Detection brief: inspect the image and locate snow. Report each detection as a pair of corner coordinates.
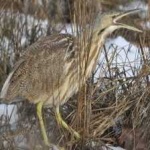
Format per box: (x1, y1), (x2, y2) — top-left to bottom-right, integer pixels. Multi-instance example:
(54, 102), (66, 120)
(61, 23), (80, 36)
(0, 104), (18, 125)
(103, 145), (125, 150)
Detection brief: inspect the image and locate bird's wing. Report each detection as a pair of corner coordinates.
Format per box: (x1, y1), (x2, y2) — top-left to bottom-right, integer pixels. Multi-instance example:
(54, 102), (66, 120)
(0, 34), (75, 103)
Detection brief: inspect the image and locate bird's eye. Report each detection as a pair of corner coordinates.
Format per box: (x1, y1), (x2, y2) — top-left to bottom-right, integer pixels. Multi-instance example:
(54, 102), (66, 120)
(112, 15), (116, 19)
(98, 28), (105, 35)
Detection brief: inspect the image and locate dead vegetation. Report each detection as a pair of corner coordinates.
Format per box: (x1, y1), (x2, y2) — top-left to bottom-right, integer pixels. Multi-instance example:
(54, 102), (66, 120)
(0, 0), (150, 150)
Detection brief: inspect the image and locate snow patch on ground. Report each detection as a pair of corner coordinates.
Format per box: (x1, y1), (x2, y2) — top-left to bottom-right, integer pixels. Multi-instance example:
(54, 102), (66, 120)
(103, 145), (125, 150)
(0, 104), (18, 125)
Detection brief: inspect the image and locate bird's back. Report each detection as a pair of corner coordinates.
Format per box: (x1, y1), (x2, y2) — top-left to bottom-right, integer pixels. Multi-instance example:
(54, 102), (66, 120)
(0, 33), (77, 106)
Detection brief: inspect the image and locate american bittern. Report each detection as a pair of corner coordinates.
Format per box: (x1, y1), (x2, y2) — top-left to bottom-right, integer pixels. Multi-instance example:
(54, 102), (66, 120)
(0, 9), (142, 147)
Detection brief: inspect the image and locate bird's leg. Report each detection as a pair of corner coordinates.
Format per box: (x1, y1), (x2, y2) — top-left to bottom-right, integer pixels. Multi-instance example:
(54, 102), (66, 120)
(37, 102), (65, 150)
(55, 106), (80, 139)
(37, 101), (50, 146)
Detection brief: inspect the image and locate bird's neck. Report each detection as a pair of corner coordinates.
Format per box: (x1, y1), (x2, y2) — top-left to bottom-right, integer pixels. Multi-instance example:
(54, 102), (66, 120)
(80, 29), (109, 80)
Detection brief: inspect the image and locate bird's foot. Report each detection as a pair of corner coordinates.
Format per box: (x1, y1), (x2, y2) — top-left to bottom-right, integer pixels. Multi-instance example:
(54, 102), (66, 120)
(55, 106), (81, 141)
(70, 128), (81, 140)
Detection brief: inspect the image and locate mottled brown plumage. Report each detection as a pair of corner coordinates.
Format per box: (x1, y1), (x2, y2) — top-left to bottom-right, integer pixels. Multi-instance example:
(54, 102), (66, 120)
(1, 34), (79, 106)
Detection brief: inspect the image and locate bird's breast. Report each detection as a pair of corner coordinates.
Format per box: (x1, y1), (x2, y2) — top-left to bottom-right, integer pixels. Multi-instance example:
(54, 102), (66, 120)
(44, 62), (79, 107)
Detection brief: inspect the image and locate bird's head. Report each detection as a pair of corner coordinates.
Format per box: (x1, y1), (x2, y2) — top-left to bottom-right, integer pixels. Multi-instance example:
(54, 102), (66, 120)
(94, 9), (142, 36)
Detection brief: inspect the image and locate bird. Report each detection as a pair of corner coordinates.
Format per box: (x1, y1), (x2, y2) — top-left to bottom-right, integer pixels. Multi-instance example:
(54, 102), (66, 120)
(0, 9), (142, 147)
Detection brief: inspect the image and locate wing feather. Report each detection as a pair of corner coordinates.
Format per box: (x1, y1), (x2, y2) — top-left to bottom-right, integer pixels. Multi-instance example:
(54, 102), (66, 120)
(0, 33), (75, 104)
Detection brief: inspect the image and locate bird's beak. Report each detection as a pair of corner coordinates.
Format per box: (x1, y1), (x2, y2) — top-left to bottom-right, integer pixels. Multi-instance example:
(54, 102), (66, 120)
(113, 9), (142, 32)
